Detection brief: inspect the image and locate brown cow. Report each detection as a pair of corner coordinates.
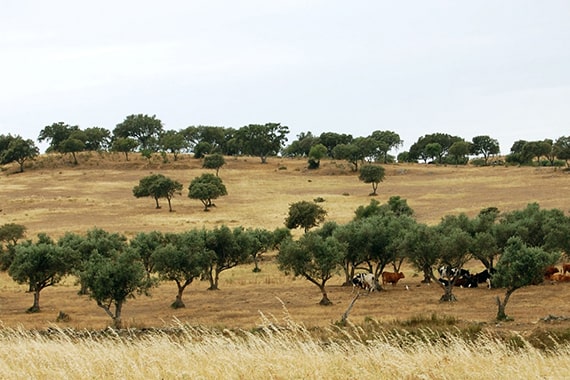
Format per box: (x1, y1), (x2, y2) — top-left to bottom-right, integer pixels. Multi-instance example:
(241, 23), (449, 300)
(551, 273), (570, 282)
(544, 266), (560, 280)
(381, 271), (405, 285)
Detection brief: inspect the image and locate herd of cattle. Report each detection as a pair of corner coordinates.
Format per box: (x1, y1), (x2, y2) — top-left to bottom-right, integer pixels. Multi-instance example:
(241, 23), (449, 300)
(351, 263), (570, 292)
(545, 264), (570, 282)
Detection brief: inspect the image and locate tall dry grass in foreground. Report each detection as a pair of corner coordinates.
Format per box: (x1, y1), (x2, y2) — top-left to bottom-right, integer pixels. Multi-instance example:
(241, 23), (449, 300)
(1, 315), (570, 380)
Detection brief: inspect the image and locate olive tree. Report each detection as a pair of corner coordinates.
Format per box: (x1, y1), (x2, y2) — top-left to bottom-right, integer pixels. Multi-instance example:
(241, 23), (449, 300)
(277, 231), (345, 305)
(133, 174), (183, 212)
(152, 230), (213, 308)
(285, 200), (327, 233)
(493, 237), (559, 321)
(203, 225), (251, 290)
(79, 249), (153, 328)
(203, 153), (226, 176)
(8, 233), (76, 312)
(358, 164), (385, 196)
(111, 137), (138, 161)
(188, 173), (228, 211)
(0, 135), (39, 172)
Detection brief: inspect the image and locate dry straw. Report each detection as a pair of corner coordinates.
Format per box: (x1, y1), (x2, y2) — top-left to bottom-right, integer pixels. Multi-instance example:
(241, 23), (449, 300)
(1, 316), (570, 380)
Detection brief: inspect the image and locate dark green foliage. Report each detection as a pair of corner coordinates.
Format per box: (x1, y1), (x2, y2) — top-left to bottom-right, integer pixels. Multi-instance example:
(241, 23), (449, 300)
(113, 114), (164, 151)
(8, 234), (77, 312)
(234, 123), (289, 163)
(188, 173), (228, 211)
(307, 143), (327, 169)
(0, 135), (39, 172)
(203, 154), (226, 176)
(80, 249), (152, 328)
(358, 165), (386, 195)
(159, 130), (187, 161)
(470, 135), (500, 165)
(111, 137), (138, 161)
(277, 231), (346, 305)
(285, 201), (327, 233)
(128, 231), (166, 278)
(38, 122), (80, 153)
(493, 237), (560, 321)
(152, 230), (212, 308)
(133, 174), (183, 211)
(203, 225), (251, 290)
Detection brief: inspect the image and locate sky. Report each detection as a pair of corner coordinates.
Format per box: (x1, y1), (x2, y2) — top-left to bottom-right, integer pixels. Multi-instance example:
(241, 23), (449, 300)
(1, 0), (569, 155)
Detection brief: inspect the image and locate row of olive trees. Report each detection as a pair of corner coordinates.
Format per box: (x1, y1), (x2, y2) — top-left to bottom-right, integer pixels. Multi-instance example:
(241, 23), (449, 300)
(278, 199), (569, 320)
(0, 224), (287, 328)
(1, 200), (568, 325)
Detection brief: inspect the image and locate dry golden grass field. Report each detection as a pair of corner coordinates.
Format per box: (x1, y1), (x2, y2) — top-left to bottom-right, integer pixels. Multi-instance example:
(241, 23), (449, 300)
(0, 152), (569, 333)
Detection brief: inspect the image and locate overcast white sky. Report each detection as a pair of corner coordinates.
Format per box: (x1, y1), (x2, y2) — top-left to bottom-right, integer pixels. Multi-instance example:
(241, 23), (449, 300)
(1, 0), (569, 154)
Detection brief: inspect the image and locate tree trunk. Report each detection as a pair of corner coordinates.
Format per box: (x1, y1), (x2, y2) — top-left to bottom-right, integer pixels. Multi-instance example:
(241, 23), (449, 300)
(28, 287), (41, 313)
(252, 255), (261, 272)
(113, 301), (123, 329)
(154, 197), (161, 209)
(167, 197), (173, 212)
(171, 291), (185, 309)
(371, 183), (378, 196)
(440, 283), (457, 302)
(208, 269), (220, 290)
(318, 284), (332, 306)
(496, 288), (515, 321)
(171, 281), (190, 308)
(340, 293), (360, 325)
(421, 266), (432, 283)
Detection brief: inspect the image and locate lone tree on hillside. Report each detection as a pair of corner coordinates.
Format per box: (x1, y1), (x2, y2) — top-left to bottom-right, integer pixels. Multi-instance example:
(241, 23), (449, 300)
(359, 164), (385, 196)
(493, 237), (559, 321)
(307, 143), (328, 169)
(0, 135), (39, 173)
(277, 232), (346, 305)
(203, 153), (226, 176)
(133, 174), (183, 212)
(188, 173), (228, 211)
(285, 201), (327, 233)
(80, 249), (153, 328)
(8, 234), (76, 312)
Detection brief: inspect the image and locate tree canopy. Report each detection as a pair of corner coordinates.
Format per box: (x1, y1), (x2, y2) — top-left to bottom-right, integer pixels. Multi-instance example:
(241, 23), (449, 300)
(133, 174), (183, 212)
(188, 173), (228, 211)
(285, 201), (327, 233)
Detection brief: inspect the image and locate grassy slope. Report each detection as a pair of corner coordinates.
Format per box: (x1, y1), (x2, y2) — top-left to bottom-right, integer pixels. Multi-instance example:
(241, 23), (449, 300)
(1, 152), (570, 334)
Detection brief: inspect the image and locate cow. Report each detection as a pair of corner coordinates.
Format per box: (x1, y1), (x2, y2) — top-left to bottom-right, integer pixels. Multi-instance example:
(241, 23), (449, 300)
(551, 273), (570, 282)
(473, 268), (495, 289)
(454, 273), (478, 288)
(438, 265), (469, 279)
(352, 273), (377, 292)
(544, 266), (560, 280)
(563, 264), (570, 275)
(381, 271), (405, 286)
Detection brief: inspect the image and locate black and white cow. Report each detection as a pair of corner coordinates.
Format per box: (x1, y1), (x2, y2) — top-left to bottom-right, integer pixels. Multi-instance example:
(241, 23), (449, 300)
(437, 266), (474, 287)
(473, 268), (496, 289)
(351, 273), (377, 292)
